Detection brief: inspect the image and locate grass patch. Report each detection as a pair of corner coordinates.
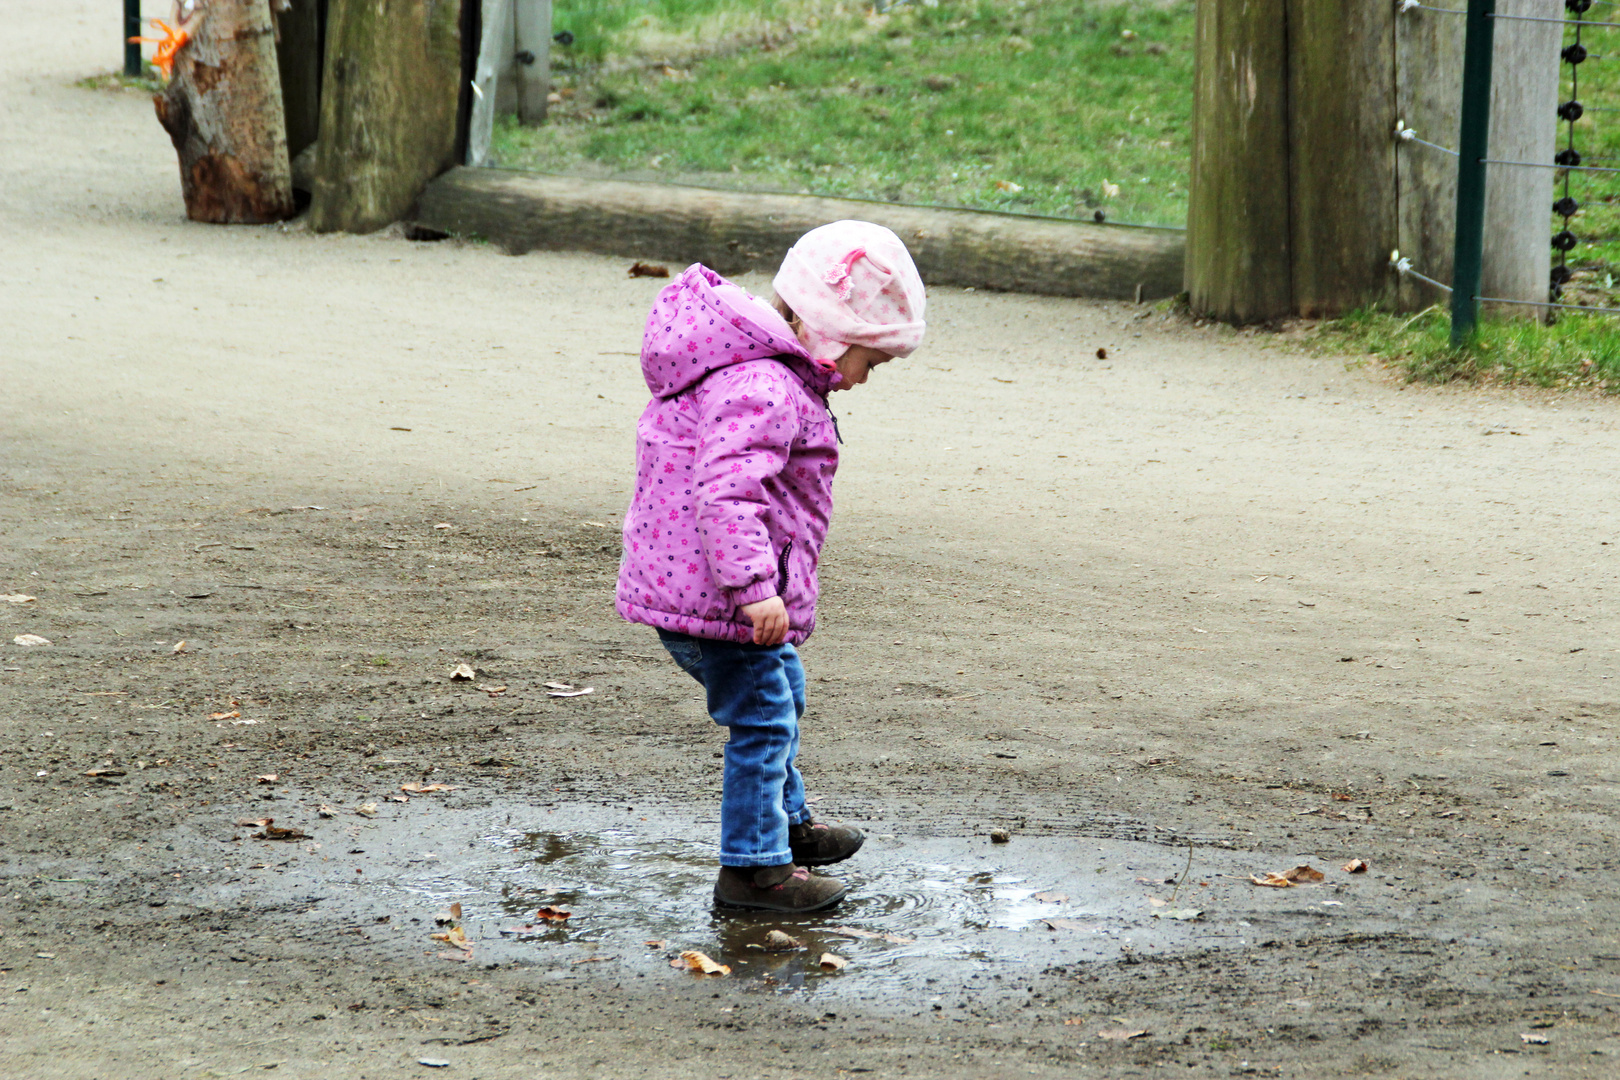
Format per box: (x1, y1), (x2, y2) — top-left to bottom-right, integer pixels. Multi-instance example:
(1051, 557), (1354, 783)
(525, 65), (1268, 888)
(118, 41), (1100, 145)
(494, 0), (1195, 226)
(76, 69), (165, 95)
(1321, 306), (1620, 390)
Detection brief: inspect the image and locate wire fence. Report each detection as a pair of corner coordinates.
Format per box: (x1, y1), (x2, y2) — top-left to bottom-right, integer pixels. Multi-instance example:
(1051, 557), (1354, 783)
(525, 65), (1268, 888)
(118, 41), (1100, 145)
(1392, 0), (1620, 343)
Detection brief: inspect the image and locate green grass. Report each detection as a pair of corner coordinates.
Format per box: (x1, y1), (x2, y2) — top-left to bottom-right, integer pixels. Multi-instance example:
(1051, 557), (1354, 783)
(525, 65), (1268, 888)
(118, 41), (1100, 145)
(75, 69), (165, 94)
(493, 0), (1195, 226)
(1321, 306), (1620, 390)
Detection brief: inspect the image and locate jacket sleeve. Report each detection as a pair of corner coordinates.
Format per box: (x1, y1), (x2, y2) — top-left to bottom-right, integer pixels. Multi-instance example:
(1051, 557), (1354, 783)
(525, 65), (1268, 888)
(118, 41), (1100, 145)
(692, 365), (800, 607)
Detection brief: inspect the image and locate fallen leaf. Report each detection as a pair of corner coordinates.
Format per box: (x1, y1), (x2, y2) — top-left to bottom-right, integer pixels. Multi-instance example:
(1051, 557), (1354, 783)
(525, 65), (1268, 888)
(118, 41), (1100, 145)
(762, 930), (803, 951)
(386, 793), (410, 803)
(628, 261), (670, 278)
(481, 685), (507, 696)
(450, 663), (476, 681)
(1285, 865), (1326, 883)
(547, 687), (595, 698)
(256, 773), (278, 784)
(252, 820), (311, 841)
(1102, 179), (1121, 199)
(1040, 918), (1095, 931)
(1251, 864), (1325, 888)
(994, 179), (1024, 193)
(821, 926), (915, 945)
(1152, 908), (1204, 921)
(1250, 873), (1293, 888)
(84, 768), (126, 778)
(1033, 891), (1068, 903)
(2, 594), (36, 603)
(534, 906), (571, 922)
(13, 634), (51, 647)
(672, 950), (729, 975)
(401, 783), (457, 794)
(1520, 1033), (1550, 1045)
(236, 817), (273, 828)
(209, 710), (241, 721)
(818, 952), (848, 972)
(434, 523), (452, 530)
(1098, 1028), (1148, 1041)
(355, 803), (378, 817)
(317, 805), (335, 818)
(430, 926), (471, 951)
(1063, 1017), (1087, 1026)
(1343, 858), (1369, 873)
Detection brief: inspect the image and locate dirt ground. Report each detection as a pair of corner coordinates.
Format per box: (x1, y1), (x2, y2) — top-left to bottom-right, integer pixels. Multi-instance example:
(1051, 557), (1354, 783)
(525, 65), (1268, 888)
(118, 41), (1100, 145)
(4, 5), (1619, 1078)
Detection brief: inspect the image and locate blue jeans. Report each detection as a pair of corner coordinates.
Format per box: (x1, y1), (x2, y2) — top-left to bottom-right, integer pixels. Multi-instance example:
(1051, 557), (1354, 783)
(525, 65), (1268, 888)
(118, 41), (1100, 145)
(657, 630), (812, 867)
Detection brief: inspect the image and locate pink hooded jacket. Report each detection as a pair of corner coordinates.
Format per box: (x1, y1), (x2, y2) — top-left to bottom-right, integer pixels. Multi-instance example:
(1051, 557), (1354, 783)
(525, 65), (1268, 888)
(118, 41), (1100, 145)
(616, 265), (839, 645)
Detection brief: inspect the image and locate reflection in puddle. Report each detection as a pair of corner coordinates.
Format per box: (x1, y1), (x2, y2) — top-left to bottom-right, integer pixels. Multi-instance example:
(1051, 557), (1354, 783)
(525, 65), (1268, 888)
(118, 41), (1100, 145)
(360, 817), (1222, 1000)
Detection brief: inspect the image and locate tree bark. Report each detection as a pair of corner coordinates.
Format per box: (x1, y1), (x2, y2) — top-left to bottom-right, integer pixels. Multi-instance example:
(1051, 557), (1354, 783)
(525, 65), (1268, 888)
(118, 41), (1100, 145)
(1185, 0), (1292, 324)
(414, 169), (1185, 300)
(153, 0), (296, 224)
(309, 0), (461, 234)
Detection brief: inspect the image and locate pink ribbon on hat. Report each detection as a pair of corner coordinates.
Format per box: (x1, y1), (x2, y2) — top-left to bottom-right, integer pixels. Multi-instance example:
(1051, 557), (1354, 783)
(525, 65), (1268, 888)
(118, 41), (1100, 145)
(823, 248), (867, 301)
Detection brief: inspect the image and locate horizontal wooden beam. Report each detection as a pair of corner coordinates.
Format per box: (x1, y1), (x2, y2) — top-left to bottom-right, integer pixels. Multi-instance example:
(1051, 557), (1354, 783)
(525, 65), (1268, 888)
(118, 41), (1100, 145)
(414, 168), (1185, 300)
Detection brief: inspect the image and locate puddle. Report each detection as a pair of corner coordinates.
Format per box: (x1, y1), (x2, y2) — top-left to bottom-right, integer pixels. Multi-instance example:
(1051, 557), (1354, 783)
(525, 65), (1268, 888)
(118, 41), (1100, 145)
(212, 802), (1381, 1006)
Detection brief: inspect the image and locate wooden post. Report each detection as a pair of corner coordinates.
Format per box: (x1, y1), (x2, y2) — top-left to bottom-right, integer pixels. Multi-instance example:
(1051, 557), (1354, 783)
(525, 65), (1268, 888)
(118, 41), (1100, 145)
(513, 0), (551, 124)
(153, 0), (297, 224)
(1185, 0), (1292, 324)
(309, 0), (462, 234)
(467, 0), (513, 167)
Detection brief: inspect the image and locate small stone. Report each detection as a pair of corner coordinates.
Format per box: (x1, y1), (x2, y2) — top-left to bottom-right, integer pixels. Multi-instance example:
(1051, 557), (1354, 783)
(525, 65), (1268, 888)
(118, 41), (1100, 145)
(990, 829), (1012, 844)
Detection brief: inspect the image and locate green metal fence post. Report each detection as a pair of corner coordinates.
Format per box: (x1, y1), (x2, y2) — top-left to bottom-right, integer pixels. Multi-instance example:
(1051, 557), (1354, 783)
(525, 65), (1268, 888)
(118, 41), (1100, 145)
(1450, 0), (1497, 347)
(124, 0), (142, 77)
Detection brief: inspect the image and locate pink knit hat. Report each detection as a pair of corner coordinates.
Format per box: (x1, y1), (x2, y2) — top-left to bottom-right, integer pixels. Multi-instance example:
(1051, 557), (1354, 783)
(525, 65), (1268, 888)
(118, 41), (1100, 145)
(772, 220), (927, 366)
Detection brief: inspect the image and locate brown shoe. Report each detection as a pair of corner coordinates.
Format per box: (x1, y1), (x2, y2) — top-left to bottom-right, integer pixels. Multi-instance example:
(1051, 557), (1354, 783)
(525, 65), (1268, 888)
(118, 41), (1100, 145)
(714, 863), (847, 913)
(788, 820), (865, 866)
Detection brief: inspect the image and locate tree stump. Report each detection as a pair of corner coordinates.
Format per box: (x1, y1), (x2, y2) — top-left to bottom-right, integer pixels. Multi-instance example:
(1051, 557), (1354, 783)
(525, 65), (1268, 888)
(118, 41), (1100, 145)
(153, 0), (296, 223)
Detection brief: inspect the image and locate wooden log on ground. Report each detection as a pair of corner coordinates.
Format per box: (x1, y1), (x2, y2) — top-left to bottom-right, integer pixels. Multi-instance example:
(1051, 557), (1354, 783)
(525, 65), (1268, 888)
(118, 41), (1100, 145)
(413, 169), (1185, 300)
(153, 0), (296, 224)
(309, 0), (461, 234)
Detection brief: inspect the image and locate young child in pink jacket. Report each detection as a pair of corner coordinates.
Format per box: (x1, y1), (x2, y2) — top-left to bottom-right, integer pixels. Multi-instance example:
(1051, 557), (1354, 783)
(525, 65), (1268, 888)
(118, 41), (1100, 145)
(617, 221), (926, 912)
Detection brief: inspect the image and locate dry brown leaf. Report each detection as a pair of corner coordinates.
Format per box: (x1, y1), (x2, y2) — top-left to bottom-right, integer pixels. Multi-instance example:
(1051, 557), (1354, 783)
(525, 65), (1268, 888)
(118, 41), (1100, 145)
(401, 783), (456, 794)
(1250, 872), (1294, 888)
(628, 261), (670, 278)
(209, 710), (240, 721)
(450, 901), (462, 922)
(253, 820), (311, 841)
(355, 803), (379, 817)
(431, 926), (471, 951)
(762, 930), (803, 952)
(450, 663), (476, 681)
(994, 179), (1024, 193)
(171, 640), (188, 654)
(1098, 1028), (1148, 1041)
(1343, 858), (1369, 874)
(1285, 864), (1326, 883)
(481, 685), (507, 696)
(1033, 891), (1068, 903)
(534, 905), (571, 922)
(818, 952), (848, 972)
(12, 634), (51, 646)
(2, 594), (36, 603)
(822, 925), (915, 945)
(671, 950), (729, 975)
(256, 773), (278, 784)
(386, 793), (409, 803)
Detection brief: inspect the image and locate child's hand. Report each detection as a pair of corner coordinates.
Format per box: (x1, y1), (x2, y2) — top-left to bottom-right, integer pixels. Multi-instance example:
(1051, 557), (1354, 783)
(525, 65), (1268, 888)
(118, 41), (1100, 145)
(740, 596), (789, 646)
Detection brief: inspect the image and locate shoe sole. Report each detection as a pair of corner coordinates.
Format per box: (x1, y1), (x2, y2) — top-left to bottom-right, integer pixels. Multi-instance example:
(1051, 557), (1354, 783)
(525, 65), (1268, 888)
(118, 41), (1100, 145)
(712, 883), (849, 913)
(791, 834), (865, 867)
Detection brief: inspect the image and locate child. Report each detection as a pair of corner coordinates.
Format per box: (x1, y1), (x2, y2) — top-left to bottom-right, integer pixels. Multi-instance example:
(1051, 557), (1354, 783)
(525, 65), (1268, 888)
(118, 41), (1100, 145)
(616, 221), (927, 913)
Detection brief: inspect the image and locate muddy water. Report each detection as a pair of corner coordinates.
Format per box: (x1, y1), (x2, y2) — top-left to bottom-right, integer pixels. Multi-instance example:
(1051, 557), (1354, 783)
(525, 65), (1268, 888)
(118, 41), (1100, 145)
(208, 801), (1398, 1008)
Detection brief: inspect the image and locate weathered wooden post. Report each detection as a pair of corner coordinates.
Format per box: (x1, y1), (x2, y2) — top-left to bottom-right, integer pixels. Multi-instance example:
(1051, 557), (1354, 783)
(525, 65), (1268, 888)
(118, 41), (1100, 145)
(151, 0), (297, 224)
(309, 0), (462, 233)
(1188, 0), (1560, 323)
(513, 0), (552, 125)
(274, 0), (324, 162)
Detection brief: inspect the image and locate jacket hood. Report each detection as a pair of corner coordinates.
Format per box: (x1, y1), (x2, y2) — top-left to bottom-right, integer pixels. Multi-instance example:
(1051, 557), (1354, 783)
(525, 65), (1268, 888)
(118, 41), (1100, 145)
(640, 264), (835, 398)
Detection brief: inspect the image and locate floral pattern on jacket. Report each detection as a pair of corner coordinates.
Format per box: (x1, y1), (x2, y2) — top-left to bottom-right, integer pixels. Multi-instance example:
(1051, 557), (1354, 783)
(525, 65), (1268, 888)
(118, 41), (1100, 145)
(616, 264), (839, 645)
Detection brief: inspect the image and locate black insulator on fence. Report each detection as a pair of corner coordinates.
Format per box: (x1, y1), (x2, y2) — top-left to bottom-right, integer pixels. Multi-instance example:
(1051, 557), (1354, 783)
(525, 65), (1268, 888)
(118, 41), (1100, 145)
(1556, 147), (1584, 167)
(1554, 196), (1580, 217)
(1553, 230), (1579, 252)
(1551, 264), (1574, 287)
(1564, 43), (1589, 66)
(1559, 100), (1585, 122)
(1567, 0), (1592, 13)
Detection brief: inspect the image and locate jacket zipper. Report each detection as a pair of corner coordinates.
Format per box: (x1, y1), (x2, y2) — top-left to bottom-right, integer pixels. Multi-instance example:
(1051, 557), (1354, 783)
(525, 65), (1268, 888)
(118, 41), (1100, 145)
(776, 539), (793, 593)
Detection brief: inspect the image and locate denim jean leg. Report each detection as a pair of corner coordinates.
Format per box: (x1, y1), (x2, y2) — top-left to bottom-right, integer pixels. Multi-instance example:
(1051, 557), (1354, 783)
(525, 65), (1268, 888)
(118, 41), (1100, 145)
(780, 645), (811, 827)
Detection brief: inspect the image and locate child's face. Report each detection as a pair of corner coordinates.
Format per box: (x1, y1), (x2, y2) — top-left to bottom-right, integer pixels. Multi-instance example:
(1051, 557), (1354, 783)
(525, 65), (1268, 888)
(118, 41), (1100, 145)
(830, 344), (892, 391)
